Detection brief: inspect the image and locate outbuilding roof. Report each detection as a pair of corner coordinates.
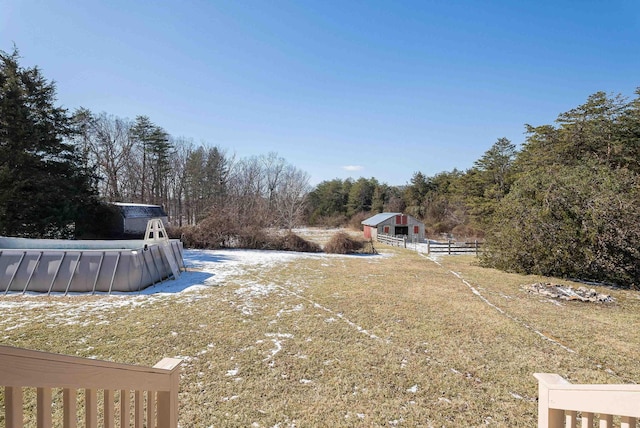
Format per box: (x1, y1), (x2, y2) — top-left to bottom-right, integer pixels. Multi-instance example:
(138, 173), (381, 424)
(361, 212), (402, 226)
(112, 202), (167, 219)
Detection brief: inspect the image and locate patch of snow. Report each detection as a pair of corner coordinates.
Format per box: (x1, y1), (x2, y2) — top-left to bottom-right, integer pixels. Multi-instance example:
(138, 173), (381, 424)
(221, 395), (239, 402)
(276, 304), (304, 317)
(263, 333), (292, 361)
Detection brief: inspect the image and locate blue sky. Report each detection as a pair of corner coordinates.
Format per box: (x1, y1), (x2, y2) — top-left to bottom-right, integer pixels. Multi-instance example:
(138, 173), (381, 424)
(2, 1), (639, 185)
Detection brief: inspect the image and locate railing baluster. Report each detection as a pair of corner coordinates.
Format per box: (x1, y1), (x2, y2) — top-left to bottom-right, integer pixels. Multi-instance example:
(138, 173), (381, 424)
(135, 389), (144, 428)
(85, 388), (97, 428)
(599, 414), (613, 427)
(147, 390), (156, 428)
(566, 411), (577, 428)
(581, 412), (594, 427)
(621, 416), (637, 428)
(37, 387), (52, 428)
(104, 390), (114, 428)
(5, 386), (24, 428)
(63, 388), (77, 428)
(121, 390), (131, 427)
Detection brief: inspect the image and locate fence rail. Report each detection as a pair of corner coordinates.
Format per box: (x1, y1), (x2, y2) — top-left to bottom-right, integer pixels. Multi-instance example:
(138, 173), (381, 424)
(535, 373), (639, 428)
(1, 345), (182, 428)
(427, 240), (482, 255)
(376, 234), (407, 247)
(376, 234), (482, 255)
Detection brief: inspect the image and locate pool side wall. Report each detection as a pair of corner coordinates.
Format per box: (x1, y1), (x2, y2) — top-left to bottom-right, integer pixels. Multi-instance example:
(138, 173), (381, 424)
(0, 238), (184, 293)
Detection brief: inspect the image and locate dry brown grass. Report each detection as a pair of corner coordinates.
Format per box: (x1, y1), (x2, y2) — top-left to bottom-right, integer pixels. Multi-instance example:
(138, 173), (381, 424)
(1, 242), (639, 426)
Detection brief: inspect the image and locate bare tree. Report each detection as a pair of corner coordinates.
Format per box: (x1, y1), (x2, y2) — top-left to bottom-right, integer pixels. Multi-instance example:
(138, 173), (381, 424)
(73, 108), (314, 235)
(261, 152), (287, 213)
(227, 155), (267, 228)
(75, 111), (135, 201)
(166, 137), (193, 226)
(274, 165), (311, 230)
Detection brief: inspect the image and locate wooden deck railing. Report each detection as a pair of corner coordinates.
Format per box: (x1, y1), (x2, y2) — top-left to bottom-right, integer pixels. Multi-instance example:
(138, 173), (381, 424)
(535, 373), (640, 428)
(1, 345), (182, 428)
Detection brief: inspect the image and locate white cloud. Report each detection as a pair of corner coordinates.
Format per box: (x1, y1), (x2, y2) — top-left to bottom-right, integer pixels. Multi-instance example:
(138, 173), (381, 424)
(342, 165), (364, 172)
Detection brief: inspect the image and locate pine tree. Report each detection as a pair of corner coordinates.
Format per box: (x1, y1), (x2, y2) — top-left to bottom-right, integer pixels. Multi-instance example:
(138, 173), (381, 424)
(0, 48), (99, 238)
(130, 115), (173, 205)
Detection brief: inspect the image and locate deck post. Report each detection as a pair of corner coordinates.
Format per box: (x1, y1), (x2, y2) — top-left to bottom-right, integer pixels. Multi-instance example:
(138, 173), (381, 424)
(534, 373), (566, 428)
(154, 358), (182, 428)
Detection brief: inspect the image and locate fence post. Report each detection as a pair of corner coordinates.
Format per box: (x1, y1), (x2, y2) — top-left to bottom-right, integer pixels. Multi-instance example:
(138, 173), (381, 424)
(448, 240), (452, 255)
(534, 374), (567, 428)
(155, 358), (182, 428)
(475, 240), (478, 256)
(427, 241), (430, 254)
(403, 237), (406, 248)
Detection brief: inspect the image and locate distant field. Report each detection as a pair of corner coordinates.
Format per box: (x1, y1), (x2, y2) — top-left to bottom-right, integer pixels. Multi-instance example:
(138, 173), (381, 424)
(1, 236), (639, 427)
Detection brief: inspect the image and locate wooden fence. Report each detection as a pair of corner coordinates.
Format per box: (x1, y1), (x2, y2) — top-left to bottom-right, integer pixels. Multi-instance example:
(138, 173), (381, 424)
(535, 373), (639, 428)
(376, 234), (407, 247)
(427, 240), (482, 255)
(376, 234), (482, 255)
(0, 345), (182, 428)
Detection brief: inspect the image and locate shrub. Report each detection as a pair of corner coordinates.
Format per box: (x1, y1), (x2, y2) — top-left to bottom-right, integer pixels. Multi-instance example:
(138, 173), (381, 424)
(324, 232), (376, 254)
(235, 226), (270, 249)
(173, 210), (239, 249)
(271, 232), (322, 253)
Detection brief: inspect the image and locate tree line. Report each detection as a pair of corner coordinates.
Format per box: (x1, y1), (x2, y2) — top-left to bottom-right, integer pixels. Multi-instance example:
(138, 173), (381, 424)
(3, 47), (640, 287)
(307, 91), (640, 288)
(73, 110), (310, 229)
(1, 48), (310, 239)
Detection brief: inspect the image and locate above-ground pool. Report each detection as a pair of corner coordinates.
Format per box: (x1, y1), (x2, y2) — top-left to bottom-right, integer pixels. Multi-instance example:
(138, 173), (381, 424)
(0, 236), (185, 294)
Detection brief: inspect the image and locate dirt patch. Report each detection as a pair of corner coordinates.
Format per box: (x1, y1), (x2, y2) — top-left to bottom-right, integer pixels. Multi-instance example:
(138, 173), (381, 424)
(522, 283), (615, 303)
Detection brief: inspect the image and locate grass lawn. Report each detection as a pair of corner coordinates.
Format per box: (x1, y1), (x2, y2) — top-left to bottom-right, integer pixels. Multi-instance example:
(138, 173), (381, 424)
(1, 237), (639, 427)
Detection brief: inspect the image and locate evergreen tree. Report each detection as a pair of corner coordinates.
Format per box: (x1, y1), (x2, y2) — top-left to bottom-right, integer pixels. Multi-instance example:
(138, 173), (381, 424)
(483, 90), (640, 288)
(346, 177), (378, 217)
(403, 171), (432, 218)
(482, 162), (640, 287)
(130, 115), (172, 205)
(0, 48), (98, 238)
(464, 137), (517, 225)
(306, 178), (350, 223)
